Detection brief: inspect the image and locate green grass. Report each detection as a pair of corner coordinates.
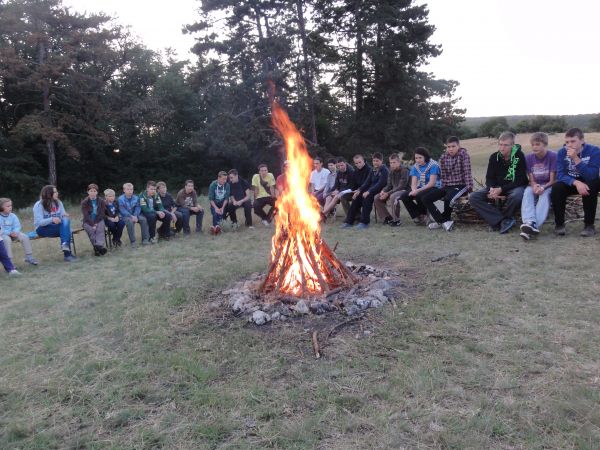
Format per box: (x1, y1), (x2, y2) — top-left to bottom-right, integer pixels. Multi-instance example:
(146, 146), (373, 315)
(2, 146), (600, 448)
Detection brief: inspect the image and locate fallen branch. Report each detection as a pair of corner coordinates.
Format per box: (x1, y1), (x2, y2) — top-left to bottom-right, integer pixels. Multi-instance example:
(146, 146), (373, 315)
(327, 316), (362, 339)
(312, 331), (321, 359)
(431, 252), (460, 262)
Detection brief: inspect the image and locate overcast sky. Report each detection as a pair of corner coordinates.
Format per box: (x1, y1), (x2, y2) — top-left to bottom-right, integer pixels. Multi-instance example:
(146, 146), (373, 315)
(63, 0), (600, 117)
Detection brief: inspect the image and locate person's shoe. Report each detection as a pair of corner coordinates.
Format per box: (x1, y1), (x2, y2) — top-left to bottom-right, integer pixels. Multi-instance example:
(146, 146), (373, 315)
(99, 247), (108, 255)
(413, 215), (427, 226)
(209, 226), (216, 235)
(60, 242), (70, 252)
(520, 222), (539, 235)
(93, 246), (101, 256)
(141, 240), (150, 246)
(248, 225), (254, 229)
(442, 220), (454, 232)
(580, 225), (596, 237)
(215, 225), (222, 235)
(130, 242), (138, 248)
(428, 222), (441, 230)
(355, 223), (369, 230)
(389, 220), (402, 227)
(489, 224), (501, 232)
(149, 237), (157, 244)
(114, 241), (122, 248)
(383, 216), (393, 225)
(341, 223), (353, 229)
(499, 217), (516, 234)
(8, 269), (21, 276)
(519, 231), (531, 241)
(554, 225), (566, 236)
(63, 255), (77, 262)
(24, 255), (39, 265)
(261, 220), (270, 227)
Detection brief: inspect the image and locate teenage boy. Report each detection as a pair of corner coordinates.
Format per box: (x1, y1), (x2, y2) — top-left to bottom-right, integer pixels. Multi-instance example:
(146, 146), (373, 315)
(421, 136), (473, 231)
(157, 181), (183, 238)
(343, 152), (389, 230)
(519, 132), (557, 239)
(252, 164), (276, 226)
(226, 169), (253, 228)
(309, 157), (331, 205)
(374, 153), (409, 226)
(176, 180), (204, 234)
(103, 189), (125, 247)
(469, 131), (528, 234)
(551, 128), (600, 237)
(118, 183), (150, 247)
(208, 171), (230, 234)
(139, 181), (167, 242)
(322, 157), (355, 218)
(275, 161), (290, 197)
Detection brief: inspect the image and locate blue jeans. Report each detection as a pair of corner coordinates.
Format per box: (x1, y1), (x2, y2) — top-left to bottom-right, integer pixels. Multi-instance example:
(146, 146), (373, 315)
(211, 203), (225, 227)
(0, 240), (16, 272)
(36, 218), (72, 247)
(521, 186), (552, 228)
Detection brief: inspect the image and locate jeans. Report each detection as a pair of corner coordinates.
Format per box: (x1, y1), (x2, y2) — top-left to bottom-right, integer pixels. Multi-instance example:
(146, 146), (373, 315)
(36, 218), (72, 247)
(124, 215), (149, 244)
(421, 185), (466, 223)
(550, 179), (600, 226)
(142, 211), (169, 239)
(0, 240), (16, 272)
(521, 186), (552, 228)
(178, 207), (204, 233)
(400, 190), (429, 219)
(105, 218), (125, 243)
(225, 200), (253, 226)
(211, 203), (226, 227)
(469, 186), (525, 226)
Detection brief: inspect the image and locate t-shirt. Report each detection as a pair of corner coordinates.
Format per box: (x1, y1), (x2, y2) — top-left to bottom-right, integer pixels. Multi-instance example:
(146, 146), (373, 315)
(252, 173), (276, 199)
(229, 178), (250, 201)
(106, 202), (118, 218)
(409, 161), (441, 188)
(310, 168), (331, 191)
(90, 199), (98, 222)
(526, 151), (557, 185)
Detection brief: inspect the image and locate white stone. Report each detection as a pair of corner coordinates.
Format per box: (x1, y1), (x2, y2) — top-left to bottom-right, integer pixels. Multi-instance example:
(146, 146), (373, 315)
(294, 300), (309, 315)
(251, 310), (271, 325)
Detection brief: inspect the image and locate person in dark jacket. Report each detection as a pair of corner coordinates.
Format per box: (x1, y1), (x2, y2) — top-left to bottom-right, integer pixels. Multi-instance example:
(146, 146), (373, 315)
(469, 131), (528, 233)
(321, 157), (355, 219)
(81, 183), (108, 256)
(374, 153), (409, 226)
(103, 188), (125, 247)
(226, 169), (253, 228)
(342, 152), (389, 229)
(157, 181), (182, 238)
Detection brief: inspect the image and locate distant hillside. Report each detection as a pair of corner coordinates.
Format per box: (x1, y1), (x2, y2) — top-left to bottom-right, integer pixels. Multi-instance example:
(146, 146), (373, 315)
(464, 114), (597, 130)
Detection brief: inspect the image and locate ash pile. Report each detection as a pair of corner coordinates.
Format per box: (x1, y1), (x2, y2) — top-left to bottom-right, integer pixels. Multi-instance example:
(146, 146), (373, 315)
(222, 262), (406, 325)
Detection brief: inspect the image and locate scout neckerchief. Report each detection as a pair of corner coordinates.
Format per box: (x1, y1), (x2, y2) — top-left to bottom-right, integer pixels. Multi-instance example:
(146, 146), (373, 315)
(414, 161), (435, 188)
(498, 145), (519, 182)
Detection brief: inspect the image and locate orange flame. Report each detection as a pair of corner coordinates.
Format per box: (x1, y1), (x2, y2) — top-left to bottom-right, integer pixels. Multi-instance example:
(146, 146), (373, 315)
(269, 102), (328, 295)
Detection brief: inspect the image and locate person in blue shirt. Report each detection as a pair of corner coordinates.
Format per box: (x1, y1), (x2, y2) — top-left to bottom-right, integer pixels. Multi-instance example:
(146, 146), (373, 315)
(81, 184), (107, 256)
(33, 185), (76, 262)
(400, 147), (441, 225)
(118, 183), (150, 247)
(551, 128), (600, 237)
(0, 197), (38, 265)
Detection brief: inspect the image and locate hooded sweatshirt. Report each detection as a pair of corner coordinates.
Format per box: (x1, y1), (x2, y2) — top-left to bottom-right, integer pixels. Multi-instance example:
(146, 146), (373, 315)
(556, 143), (600, 185)
(33, 200), (67, 229)
(485, 144), (528, 194)
(0, 212), (23, 236)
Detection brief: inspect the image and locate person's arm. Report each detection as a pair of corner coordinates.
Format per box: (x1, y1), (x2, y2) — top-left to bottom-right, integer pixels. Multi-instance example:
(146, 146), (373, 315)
(33, 203), (53, 228)
(156, 195), (165, 212)
(576, 146), (600, 183)
(485, 154), (497, 188)
(133, 197), (141, 217)
(139, 195), (151, 214)
(13, 215), (22, 235)
(368, 167), (389, 195)
(242, 188), (251, 203)
(461, 152), (474, 191)
(81, 199), (92, 225)
(555, 148), (575, 186)
(359, 171), (373, 193)
(118, 197), (131, 218)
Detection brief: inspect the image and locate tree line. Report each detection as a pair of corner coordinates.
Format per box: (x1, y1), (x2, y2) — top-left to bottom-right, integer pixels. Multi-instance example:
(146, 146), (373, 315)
(0, 0), (464, 206)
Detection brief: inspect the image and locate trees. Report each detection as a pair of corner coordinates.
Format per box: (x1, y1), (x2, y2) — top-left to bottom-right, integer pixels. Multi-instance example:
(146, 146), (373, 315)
(588, 113), (600, 132)
(478, 117), (510, 138)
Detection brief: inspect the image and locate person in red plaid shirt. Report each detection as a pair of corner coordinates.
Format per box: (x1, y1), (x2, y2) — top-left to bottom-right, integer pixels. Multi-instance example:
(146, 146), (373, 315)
(421, 136), (473, 231)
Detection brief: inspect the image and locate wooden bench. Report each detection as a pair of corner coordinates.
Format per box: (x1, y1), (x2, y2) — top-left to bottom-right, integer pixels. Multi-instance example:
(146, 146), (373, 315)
(30, 227), (85, 255)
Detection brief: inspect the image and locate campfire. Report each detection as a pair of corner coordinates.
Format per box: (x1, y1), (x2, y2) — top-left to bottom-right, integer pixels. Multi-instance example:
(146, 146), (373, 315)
(259, 101), (356, 297)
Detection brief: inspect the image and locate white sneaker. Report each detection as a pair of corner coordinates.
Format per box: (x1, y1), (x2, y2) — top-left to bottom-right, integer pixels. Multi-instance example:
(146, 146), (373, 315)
(261, 220), (270, 227)
(428, 222), (441, 229)
(442, 220), (454, 232)
(8, 269), (21, 277)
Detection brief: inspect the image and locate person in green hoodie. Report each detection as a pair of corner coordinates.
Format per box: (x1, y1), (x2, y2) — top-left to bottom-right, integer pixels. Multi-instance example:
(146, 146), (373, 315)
(208, 171), (231, 235)
(139, 180), (167, 243)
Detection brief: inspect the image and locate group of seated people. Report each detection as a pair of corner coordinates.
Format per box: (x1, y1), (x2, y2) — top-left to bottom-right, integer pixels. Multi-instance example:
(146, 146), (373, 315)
(309, 128), (599, 241)
(1, 128), (598, 276)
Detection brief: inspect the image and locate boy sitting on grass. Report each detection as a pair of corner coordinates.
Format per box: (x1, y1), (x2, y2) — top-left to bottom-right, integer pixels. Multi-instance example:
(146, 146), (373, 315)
(208, 171), (230, 235)
(0, 197), (38, 265)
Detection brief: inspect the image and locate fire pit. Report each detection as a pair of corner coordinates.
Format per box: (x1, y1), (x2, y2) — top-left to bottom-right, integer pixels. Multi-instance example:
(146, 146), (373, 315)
(222, 100), (407, 325)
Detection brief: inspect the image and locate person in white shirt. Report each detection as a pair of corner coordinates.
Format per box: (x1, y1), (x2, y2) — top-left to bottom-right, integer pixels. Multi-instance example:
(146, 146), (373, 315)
(309, 157), (331, 205)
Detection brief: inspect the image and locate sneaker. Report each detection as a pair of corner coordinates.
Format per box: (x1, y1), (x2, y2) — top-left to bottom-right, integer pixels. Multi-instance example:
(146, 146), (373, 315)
(499, 217), (516, 234)
(99, 247), (107, 255)
(383, 216), (393, 225)
(442, 220), (454, 232)
(389, 220), (402, 227)
(489, 224), (501, 232)
(60, 242), (70, 252)
(131, 242), (138, 248)
(63, 255), (77, 262)
(428, 222), (441, 230)
(341, 223), (353, 229)
(519, 231), (531, 241)
(248, 225), (254, 229)
(355, 223), (369, 230)
(554, 226), (566, 236)
(93, 246), (101, 256)
(141, 240), (150, 246)
(149, 237), (157, 244)
(413, 215), (427, 226)
(261, 220), (270, 227)
(8, 269), (21, 277)
(215, 225), (222, 235)
(520, 222), (539, 235)
(24, 256), (39, 265)
(580, 225), (596, 237)
(114, 241), (122, 248)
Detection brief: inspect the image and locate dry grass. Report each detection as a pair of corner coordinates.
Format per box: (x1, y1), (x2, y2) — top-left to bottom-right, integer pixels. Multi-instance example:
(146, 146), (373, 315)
(1, 142), (600, 448)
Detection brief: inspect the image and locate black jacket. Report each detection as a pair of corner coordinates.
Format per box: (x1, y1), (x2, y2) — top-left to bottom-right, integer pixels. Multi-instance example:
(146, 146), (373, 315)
(485, 145), (528, 193)
(360, 165), (390, 195)
(333, 165), (355, 191)
(352, 163), (371, 190)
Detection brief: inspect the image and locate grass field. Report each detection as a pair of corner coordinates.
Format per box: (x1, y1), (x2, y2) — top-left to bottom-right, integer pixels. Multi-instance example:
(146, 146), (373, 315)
(1, 134), (600, 449)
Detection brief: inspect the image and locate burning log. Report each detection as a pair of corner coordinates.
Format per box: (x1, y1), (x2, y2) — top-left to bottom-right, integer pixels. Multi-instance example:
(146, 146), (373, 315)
(259, 100), (355, 298)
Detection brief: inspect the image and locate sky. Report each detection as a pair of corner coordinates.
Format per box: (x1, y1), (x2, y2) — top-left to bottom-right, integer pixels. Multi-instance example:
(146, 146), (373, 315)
(63, 0), (600, 117)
